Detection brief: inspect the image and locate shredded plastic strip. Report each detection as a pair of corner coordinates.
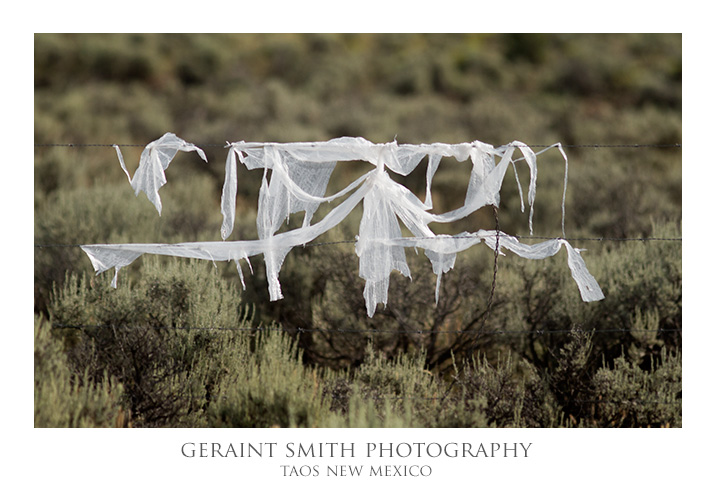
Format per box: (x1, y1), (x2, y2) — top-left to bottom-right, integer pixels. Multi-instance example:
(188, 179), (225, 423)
(82, 133), (604, 317)
(115, 132), (208, 216)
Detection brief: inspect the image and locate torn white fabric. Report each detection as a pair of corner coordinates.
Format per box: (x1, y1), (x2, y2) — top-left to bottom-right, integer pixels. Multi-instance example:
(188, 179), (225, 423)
(81, 244), (142, 289)
(94, 134), (603, 316)
(220, 145), (241, 240)
(118, 132), (208, 215)
(513, 142), (569, 237)
(113, 144), (132, 184)
(357, 171), (413, 316)
(82, 179), (372, 294)
(478, 232), (604, 302)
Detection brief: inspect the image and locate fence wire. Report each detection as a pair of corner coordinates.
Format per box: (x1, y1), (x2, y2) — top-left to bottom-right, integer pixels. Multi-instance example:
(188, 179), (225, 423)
(34, 142), (682, 149)
(34, 141), (682, 414)
(50, 322), (681, 336)
(34, 235), (682, 249)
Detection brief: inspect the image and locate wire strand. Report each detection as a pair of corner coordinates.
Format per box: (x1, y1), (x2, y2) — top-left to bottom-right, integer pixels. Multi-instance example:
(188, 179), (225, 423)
(34, 142), (682, 149)
(50, 323), (681, 336)
(323, 394), (681, 405)
(33, 235), (683, 249)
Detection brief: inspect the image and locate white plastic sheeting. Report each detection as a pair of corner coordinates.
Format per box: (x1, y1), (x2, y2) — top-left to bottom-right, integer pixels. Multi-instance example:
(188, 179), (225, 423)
(86, 133), (604, 317)
(115, 132), (208, 216)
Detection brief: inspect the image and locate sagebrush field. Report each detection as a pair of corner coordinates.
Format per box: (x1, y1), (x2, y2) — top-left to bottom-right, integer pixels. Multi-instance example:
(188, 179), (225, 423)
(34, 33), (681, 427)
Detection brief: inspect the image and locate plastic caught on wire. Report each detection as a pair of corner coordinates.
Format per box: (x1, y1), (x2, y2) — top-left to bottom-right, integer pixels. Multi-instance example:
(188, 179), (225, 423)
(114, 132), (208, 215)
(82, 132), (604, 317)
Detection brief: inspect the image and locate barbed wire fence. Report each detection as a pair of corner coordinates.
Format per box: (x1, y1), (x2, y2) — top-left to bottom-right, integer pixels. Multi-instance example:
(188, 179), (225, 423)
(34, 141), (682, 410)
(34, 142), (683, 149)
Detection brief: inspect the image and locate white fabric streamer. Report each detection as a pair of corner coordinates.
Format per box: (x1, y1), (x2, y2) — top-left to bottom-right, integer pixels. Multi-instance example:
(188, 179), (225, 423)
(91, 132), (603, 316)
(120, 132), (208, 215)
(220, 145), (240, 240)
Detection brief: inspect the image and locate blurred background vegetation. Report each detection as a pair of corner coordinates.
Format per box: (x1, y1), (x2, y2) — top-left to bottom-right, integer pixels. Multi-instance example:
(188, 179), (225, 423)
(34, 33), (681, 427)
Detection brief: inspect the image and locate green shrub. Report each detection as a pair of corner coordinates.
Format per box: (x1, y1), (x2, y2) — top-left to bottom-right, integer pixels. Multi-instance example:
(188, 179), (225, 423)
(48, 257), (252, 426)
(445, 351), (564, 428)
(206, 329), (331, 428)
(590, 349), (681, 427)
(34, 316), (127, 428)
(488, 220), (681, 372)
(35, 174), (223, 312)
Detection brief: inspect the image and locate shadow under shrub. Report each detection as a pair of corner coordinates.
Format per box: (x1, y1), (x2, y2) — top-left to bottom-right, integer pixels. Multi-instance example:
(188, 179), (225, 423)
(261, 241), (502, 372)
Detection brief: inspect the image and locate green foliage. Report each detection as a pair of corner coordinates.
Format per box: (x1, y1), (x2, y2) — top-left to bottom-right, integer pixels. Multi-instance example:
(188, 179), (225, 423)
(448, 352), (564, 428)
(206, 330), (330, 428)
(34, 173), (224, 311)
(48, 258), (252, 426)
(44, 256), (683, 428)
(34, 316), (127, 427)
(50, 256), (246, 328)
(488, 221), (681, 374)
(591, 349), (681, 428)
